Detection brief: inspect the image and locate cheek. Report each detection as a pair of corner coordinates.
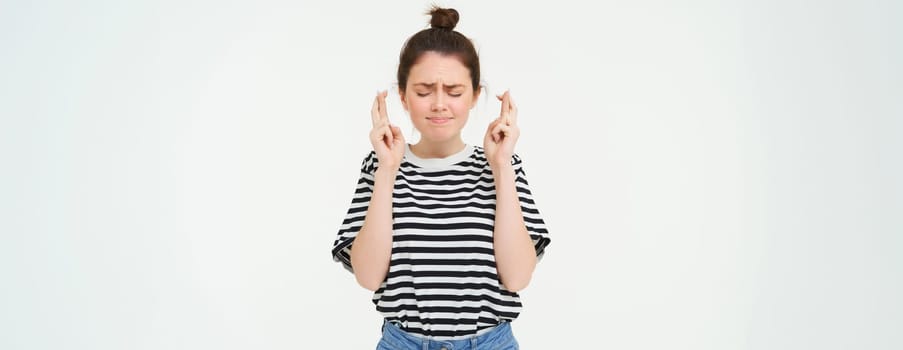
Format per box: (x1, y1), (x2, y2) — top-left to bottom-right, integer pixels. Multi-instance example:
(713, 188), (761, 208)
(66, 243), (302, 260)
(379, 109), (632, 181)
(408, 100), (431, 115)
(449, 100), (472, 115)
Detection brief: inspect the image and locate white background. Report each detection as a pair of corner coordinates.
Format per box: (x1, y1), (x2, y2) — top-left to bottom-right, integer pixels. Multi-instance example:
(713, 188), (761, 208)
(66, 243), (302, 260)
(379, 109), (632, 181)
(1, 0), (900, 349)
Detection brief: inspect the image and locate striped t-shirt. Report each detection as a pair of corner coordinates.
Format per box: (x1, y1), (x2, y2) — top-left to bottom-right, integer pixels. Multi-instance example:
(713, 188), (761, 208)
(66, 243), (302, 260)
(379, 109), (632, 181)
(332, 144), (551, 340)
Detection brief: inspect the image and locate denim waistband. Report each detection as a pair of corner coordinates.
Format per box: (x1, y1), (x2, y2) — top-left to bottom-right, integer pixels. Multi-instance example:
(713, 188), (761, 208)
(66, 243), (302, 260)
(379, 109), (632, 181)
(380, 320), (515, 350)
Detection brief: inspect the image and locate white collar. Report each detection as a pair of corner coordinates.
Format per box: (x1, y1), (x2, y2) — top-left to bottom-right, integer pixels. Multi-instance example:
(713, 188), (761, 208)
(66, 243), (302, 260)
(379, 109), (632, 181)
(404, 143), (474, 168)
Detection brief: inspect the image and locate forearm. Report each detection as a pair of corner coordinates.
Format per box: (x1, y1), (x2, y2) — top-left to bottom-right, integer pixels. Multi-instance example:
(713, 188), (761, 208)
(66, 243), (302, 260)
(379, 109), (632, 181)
(350, 168), (397, 291)
(491, 163), (536, 292)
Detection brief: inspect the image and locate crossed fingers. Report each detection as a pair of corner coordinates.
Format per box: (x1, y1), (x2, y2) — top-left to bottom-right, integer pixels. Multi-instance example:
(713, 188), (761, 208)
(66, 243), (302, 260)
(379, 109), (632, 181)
(370, 91), (393, 146)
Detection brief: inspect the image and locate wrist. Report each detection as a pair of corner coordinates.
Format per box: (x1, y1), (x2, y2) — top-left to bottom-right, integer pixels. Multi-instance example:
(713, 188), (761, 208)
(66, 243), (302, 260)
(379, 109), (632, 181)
(488, 151), (513, 167)
(375, 166), (399, 179)
(490, 161), (514, 175)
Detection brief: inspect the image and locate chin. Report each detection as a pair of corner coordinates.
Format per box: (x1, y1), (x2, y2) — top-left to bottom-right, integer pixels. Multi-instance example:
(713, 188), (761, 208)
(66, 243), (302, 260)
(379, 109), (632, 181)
(418, 131), (460, 144)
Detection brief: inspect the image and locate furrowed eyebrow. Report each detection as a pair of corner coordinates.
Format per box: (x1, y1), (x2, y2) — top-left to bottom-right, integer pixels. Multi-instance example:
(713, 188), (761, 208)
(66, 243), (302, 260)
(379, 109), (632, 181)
(413, 83), (465, 89)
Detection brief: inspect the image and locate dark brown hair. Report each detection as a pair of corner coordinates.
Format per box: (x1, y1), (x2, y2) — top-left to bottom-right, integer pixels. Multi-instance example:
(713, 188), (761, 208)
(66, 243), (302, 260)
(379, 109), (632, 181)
(397, 6), (480, 93)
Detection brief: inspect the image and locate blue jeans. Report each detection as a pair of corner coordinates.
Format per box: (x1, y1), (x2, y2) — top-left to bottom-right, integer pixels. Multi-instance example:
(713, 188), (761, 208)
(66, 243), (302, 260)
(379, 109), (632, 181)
(377, 321), (519, 350)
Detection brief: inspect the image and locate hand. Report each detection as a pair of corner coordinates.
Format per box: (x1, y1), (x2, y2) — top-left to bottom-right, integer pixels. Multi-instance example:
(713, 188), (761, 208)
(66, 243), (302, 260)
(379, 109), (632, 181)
(370, 91), (405, 171)
(483, 90), (520, 168)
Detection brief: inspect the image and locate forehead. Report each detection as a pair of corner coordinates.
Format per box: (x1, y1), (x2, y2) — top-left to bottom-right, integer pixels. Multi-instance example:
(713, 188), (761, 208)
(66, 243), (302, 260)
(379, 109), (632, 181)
(408, 51), (471, 85)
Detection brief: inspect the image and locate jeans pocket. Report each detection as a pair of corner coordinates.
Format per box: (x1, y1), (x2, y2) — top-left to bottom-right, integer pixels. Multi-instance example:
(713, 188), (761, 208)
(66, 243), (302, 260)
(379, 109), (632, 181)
(489, 331), (519, 350)
(376, 337), (400, 350)
(376, 324), (409, 350)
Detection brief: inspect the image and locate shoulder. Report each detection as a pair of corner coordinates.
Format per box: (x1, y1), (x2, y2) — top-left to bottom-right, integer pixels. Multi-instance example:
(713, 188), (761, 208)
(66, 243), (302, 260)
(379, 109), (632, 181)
(360, 150), (378, 173)
(471, 146), (524, 167)
(472, 145), (486, 162)
(511, 153), (524, 166)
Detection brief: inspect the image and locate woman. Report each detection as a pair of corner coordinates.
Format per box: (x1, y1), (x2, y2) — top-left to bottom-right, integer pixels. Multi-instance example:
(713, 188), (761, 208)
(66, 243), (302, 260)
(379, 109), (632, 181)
(332, 6), (551, 349)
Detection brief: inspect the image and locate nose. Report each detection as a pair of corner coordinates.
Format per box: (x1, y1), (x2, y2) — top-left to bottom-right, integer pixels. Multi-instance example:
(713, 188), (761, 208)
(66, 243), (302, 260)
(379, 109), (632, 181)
(431, 88), (446, 111)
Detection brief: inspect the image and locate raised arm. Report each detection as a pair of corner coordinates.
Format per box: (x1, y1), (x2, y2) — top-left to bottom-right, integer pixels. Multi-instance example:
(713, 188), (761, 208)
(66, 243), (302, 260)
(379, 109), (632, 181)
(484, 91), (537, 292)
(350, 91), (406, 291)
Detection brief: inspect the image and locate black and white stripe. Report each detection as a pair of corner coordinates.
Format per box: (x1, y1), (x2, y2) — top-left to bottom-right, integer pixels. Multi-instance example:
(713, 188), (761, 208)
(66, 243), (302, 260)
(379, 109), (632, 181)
(332, 144), (551, 340)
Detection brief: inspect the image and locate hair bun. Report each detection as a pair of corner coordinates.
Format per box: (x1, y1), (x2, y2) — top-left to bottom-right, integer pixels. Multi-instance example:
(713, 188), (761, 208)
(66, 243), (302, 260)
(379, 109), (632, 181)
(428, 6), (459, 30)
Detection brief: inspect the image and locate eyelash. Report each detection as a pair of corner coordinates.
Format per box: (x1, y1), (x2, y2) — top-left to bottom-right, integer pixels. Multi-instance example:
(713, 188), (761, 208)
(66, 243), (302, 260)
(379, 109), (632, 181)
(416, 92), (463, 97)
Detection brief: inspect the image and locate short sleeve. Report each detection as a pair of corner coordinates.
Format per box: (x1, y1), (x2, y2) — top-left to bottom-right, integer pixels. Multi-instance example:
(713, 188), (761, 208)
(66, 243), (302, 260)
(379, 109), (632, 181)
(331, 152), (378, 272)
(511, 154), (552, 261)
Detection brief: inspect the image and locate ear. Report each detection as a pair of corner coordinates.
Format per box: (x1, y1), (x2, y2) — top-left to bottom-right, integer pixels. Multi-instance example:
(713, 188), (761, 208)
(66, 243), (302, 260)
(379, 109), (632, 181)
(471, 85), (482, 109)
(398, 87), (408, 112)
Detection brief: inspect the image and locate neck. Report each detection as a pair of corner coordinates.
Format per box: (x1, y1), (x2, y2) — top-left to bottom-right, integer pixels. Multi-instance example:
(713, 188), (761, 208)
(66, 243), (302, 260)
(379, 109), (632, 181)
(410, 137), (466, 159)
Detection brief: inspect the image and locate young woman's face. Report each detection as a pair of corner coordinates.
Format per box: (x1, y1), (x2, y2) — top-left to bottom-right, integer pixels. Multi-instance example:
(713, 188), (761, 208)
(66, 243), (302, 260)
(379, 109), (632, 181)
(400, 51), (480, 144)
